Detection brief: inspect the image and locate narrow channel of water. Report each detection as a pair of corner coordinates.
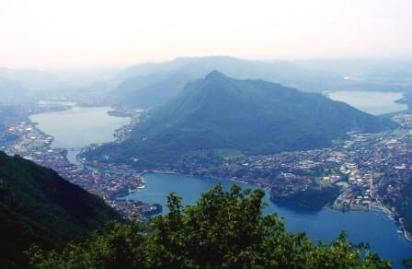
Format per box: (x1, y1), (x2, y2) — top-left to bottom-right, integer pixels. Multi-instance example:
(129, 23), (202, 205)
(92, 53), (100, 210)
(30, 105), (412, 268)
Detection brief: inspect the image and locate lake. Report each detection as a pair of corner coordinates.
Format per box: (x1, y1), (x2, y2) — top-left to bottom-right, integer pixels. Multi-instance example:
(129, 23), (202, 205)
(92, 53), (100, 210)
(327, 91), (407, 115)
(30, 105), (130, 164)
(123, 173), (412, 268)
(30, 105), (412, 268)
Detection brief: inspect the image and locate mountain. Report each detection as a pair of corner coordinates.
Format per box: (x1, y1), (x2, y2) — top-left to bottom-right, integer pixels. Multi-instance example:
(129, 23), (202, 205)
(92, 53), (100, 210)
(112, 71), (195, 108)
(109, 56), (344, 108)
(0, 78), (29, 104)
(0, 151), (120, 268)
(86, 71), (397, 168)
(0, 68), (60, 92)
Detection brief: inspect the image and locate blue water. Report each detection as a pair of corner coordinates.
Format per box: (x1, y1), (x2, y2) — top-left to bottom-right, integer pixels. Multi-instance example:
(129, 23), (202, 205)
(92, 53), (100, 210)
(124, 173), (412, 268)
(327, 91), (407, 115)
(30, 106), (130, 164)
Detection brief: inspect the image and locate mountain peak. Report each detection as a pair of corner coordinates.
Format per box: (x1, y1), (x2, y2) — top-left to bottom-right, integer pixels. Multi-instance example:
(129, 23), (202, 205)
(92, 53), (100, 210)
(87, 73), (397, 168)
(204, 70), (227, 80)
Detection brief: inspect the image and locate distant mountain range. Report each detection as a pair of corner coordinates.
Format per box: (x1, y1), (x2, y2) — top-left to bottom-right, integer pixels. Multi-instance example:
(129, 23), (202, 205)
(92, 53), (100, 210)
(86, 71), (397, 168)
(0, 68), (61, 92)
(0, 151), (119, 267)
(107, 57), (412, 109)
(108, 56), (344, 108)
(0, 78), (29, 104)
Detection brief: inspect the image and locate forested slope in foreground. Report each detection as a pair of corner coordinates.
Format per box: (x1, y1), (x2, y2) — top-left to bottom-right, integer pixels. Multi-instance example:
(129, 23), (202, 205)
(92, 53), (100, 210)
(0, 152), (120, 268)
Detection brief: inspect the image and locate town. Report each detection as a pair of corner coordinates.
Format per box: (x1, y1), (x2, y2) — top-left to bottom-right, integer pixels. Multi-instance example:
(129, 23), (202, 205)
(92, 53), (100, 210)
(0, 104), (160, 220)
(1, 103), (412, 241)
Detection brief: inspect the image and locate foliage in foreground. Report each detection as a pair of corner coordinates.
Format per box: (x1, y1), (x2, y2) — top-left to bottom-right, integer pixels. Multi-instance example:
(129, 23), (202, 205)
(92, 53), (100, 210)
(403, 258), (412, 269)
(29, 185), (391, 269)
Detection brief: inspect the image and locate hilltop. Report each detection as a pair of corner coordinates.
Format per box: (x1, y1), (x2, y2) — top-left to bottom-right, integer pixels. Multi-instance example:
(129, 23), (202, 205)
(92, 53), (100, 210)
(85, 71), (396, 168)
(108, 56), (343, 108)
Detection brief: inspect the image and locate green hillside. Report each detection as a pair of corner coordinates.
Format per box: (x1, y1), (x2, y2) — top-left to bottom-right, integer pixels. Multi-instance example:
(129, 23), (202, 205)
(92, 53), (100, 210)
(87, 71), (397, 168)
(109, 56), (344, 108)
(0, 152), (120, 268)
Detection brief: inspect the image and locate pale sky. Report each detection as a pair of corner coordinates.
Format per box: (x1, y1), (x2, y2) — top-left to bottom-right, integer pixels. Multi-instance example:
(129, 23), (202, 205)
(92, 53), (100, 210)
(1, 0), (412, 69)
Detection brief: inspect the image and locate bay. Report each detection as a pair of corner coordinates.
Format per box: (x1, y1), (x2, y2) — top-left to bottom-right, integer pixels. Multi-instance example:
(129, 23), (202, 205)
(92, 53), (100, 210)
(30, 105), (130, 164)
(124, 173), (412, 268)
(29, 106), (412, 268)
(327, 91), (407, 115)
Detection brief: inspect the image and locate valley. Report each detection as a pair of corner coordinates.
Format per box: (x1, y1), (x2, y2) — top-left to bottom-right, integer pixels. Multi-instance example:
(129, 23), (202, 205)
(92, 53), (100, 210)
(0, 103), (160, 220)
(3, 2), (412, 267)
(1, 92), (411, 267)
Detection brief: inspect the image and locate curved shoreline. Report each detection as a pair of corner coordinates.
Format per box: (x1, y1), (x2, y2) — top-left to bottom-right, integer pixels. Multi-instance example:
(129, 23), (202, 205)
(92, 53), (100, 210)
(30, 102), (412, 244)
(133, 170), (412, 243)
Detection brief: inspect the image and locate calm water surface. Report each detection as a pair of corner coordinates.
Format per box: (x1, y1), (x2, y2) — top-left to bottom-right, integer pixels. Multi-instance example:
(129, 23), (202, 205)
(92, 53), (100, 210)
(30, 106), (412, 267)
(327, 91), (407, 115)
(30, 106), (130, 164)
(124, 173), (412, 268)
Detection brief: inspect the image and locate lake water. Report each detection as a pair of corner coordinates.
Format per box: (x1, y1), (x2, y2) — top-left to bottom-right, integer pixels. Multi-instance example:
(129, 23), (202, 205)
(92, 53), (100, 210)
(123, 173), (412, 268)
(29, 106), (412, 267)
(327, 91), (407, 115)
(30, 106), (130, 164)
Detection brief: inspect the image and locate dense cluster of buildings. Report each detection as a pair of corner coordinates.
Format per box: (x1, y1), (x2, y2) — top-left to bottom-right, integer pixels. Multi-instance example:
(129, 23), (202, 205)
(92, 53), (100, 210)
(0, 109), (152, 220)
(1, 103), (412, 239)
(123, 112), (412, 239)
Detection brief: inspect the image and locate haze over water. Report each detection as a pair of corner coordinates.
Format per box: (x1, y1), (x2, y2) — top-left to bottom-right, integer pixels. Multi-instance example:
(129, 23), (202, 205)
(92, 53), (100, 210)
(327, 91), (407, 115)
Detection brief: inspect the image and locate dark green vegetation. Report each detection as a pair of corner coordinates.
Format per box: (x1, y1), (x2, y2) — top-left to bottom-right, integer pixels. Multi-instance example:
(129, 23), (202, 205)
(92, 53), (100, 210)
(30, 185), (390, 269)
(378, 172), (412, 235)
(270, 185), (341, 211)
(396, 177), (412, 232)
(385, 176), (412, 232)
(87, 71), (396, 168)
(0, 152), (120, 268)
(403, 258), (412, 269)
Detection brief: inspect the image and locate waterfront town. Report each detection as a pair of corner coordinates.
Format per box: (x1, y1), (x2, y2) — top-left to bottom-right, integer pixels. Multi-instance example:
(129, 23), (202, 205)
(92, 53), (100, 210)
(1, 102), (412, 240)
(0, 104), (161, 220)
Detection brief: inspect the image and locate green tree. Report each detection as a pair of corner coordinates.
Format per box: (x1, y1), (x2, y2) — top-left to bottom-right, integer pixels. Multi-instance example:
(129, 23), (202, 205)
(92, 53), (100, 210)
(30, 185), (391, 269)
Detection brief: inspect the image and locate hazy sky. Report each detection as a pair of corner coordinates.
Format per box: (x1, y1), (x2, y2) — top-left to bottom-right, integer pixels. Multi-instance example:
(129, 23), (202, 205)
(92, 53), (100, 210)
(1, 0), (412, 69)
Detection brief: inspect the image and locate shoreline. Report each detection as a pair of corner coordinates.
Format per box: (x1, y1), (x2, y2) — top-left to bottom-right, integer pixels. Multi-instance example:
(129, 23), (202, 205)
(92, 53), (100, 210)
(134, 170), (412, 242)
(32, 101), (412, 244)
